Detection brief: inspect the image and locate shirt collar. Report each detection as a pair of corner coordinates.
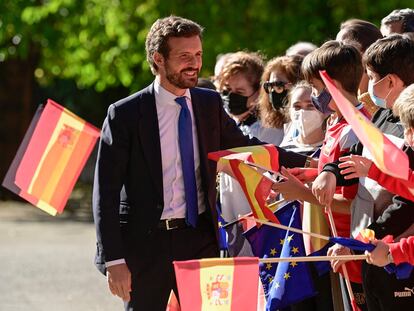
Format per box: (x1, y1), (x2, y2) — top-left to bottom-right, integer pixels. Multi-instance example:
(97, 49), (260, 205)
(154, 77), (191, 105)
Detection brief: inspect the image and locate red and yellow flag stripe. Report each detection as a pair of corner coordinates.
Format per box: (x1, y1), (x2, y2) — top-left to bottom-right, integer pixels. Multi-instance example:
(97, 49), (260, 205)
(14, 99), (100, 215)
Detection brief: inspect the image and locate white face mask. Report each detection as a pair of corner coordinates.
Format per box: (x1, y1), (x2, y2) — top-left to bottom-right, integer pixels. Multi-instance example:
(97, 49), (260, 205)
(291, 109), (325, 138)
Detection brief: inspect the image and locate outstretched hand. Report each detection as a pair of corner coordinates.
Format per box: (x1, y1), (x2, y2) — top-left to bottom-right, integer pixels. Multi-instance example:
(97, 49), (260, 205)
(312, 171), (337, 207)
(271, 167), (308, 201)
(365, 240), (391, 267)
(338, 155), (372, 179)
(287, 167), (319, 183)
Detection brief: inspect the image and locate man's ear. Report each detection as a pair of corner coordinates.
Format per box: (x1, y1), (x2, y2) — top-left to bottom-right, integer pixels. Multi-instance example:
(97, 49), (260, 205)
(153, 52), (164, 69)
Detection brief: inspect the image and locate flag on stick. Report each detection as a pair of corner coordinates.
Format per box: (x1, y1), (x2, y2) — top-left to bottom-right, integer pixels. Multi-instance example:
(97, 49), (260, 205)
(319, 70), (409, 180)
(174, 257), (259, 311)
(2, 99), (100, 215)
(209, 145), (280, 224)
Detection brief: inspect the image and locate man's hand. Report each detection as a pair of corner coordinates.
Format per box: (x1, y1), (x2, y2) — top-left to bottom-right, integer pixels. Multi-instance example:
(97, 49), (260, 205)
(365, 240), (391, 267)
(271, 167), (308, 201)
(106, 263), (132, 302)
(338, 155), (372, 179)
(328, 243), (351, 272)
(287, 167), (319, 183)
(312, 171), (337, 207)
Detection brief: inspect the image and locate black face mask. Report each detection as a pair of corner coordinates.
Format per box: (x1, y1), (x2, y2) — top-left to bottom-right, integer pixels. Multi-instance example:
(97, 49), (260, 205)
(221, 92), (249, 115)
(269, 90), (288, 110)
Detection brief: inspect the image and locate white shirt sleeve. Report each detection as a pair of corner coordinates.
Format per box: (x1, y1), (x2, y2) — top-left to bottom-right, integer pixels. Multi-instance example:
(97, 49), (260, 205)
(105, 258), (126, 268)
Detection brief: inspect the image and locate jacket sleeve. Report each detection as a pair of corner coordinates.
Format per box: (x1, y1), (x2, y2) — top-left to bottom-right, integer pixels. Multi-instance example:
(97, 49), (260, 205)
(93, 104), (130, 262)
(216, 92), (307, 169)
(368, 164), (414, 202)
(389, 236), (414, 265)
(322, 141), (364, 186)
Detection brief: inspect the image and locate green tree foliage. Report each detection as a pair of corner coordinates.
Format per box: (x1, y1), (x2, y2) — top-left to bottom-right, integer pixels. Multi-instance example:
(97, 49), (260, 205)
(1, 0), (413, 93)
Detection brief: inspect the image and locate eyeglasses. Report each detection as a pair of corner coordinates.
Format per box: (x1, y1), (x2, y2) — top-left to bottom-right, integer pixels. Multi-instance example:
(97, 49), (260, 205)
(263, 80), (292, 94)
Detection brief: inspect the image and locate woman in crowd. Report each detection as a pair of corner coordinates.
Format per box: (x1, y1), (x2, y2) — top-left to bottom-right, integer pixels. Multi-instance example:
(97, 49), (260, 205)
(257, 55), (304, 145)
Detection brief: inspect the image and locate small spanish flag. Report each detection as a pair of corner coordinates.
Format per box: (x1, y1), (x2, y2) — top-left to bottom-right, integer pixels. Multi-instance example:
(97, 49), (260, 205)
(2, 99), (100, 215)
(174, 257), (259, 311)
(209, 144), (280, 224)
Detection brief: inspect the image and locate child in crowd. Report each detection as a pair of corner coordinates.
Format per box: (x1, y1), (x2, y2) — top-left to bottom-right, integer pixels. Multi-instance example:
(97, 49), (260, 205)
(313, 34), (414, 311)
(335, 84), (414, 268)
(272, 40), (369, 311)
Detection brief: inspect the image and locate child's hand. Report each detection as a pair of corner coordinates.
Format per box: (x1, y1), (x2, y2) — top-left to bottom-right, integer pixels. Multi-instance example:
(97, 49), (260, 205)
(338, 155), (372, 179)
(312, 171), (337, 207)
(328, 243), (351, 272)
(365, 240), (391, 267)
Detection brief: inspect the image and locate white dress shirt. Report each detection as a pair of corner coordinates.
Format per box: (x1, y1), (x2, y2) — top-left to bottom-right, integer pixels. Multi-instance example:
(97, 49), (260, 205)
(106, 78), (205, 268)
(154, 78), (205, 219)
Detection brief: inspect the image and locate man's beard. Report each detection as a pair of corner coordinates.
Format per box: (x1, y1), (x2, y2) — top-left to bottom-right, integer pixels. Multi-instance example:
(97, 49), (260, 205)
(165, 63), (199, 89)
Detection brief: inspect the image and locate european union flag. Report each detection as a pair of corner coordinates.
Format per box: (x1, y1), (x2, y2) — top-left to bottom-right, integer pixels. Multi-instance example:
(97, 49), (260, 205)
(244, 201), (316, 310)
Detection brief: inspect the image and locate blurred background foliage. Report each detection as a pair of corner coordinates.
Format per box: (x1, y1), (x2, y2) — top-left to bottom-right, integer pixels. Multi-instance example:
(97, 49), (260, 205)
(0, 0), (413, 198)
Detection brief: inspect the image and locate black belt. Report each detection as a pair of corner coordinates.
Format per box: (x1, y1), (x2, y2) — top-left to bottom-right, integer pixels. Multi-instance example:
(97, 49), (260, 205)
(158, 218), (188, 230)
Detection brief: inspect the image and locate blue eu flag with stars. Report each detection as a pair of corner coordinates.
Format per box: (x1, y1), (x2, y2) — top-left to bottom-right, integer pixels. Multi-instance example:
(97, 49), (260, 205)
(244, 201), (316, 310)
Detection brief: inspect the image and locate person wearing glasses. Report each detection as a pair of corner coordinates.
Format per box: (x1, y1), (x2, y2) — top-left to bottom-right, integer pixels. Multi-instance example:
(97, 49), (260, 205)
(256, 55), (304, 146)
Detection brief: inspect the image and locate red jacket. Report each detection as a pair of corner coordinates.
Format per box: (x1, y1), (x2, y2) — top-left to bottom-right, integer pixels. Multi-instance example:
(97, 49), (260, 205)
(389, 236), (414, 265)
(368, 164), (414, 202)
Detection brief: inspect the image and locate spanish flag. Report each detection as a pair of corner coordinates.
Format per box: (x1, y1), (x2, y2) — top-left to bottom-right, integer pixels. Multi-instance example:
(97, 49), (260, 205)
(209, 145), (280, 224)
(173, 257), (259, 311)
(320, 70), (409, 180)
(2, 99), (100, 215)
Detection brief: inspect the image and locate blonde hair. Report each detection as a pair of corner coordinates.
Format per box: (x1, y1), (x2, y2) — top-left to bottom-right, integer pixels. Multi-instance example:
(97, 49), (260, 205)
(218, 51), (264, 91)
(393, 83), (414, 128)
(258, 55), (303, 128)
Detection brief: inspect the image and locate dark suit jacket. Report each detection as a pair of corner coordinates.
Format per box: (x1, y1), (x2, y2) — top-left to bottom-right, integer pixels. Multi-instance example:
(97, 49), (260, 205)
(93, 83), (307, 274)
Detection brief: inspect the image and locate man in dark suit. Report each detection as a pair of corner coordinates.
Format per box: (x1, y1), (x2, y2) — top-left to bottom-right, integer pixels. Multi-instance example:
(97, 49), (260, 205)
(93, 16), (309, 310)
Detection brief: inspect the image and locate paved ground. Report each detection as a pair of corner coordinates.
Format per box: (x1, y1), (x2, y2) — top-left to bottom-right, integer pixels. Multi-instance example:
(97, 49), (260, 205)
(0, 201), (122, 311)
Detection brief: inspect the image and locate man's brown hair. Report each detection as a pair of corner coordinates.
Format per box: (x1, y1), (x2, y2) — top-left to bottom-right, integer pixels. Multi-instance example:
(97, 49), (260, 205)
(302, 40), (363, 95)
(363, 34), (414, 86)
(145, 16), (203, 74)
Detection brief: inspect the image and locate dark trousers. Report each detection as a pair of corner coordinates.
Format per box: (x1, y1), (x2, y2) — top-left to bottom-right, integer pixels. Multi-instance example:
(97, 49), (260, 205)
(362, 261), (414, 310)
(290, 265), (334, 311)
(124, 214), (219, 311)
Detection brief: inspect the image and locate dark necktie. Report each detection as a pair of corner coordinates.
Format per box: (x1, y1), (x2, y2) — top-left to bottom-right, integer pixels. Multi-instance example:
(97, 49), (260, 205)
(175, 96), (198, 227)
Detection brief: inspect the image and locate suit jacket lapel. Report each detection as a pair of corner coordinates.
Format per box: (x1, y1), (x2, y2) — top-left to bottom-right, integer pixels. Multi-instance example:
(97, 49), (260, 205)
(138, 83), (163, 201)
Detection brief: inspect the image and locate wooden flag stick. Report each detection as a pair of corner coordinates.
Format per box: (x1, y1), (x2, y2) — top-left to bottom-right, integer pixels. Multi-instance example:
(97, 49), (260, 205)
(252, 217), (331, 241)
(221, 199), (286, 229)
(260, 254), (368, 264)
(325, 206), (356, 306)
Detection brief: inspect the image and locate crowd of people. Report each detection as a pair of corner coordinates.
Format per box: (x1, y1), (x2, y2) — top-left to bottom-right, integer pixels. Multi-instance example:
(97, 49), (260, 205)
(92, 8), (414, 311)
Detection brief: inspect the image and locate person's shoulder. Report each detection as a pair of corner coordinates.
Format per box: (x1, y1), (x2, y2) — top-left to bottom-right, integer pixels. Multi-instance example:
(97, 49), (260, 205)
(112, 84), (153, 109)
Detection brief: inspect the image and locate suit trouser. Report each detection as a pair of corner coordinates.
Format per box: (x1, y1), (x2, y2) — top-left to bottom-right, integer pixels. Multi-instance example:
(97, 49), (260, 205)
(362, 261), (414, 310)
(124, 214), (219, 311)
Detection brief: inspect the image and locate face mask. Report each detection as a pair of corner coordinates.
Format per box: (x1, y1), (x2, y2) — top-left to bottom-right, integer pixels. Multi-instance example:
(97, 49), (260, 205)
(291, 109), (325, 138)
(269, 90), (289, 110)
(311, 89), (334, 114)
(221, 92), (250, 115)
(368, 77), (389, 109)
